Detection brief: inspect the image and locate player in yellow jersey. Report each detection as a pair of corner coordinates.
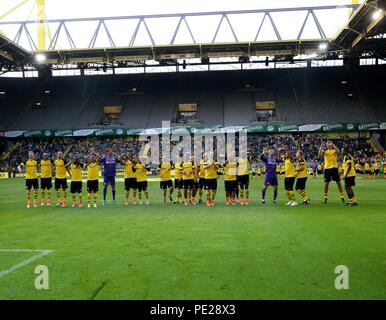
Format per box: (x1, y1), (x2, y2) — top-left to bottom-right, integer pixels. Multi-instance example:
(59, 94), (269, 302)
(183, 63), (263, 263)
(257, 166), (262, 179)
(54, 151), (70, 207)
(192, 160), (199, 203)
(341, 148), (358, 206)
(85, 153), (100, 208)
(19, 151), (39, 208)
(158, 157), (174, 203)
(364, 161), (371, 178)
(173, 159), (183, 204)
(69, 158), (84, 208)
(318, 140), (344, 204)
(204, 153), (219, 206)
(197, 157), (207, 204)
(373, 161), (379, 179)
(283, 151), (297, 206)
(39, 153), (53, 206)
(317, 163), (323, 177)
(354, 162), (363, 175)
(237, 152), (249, 205)
(120, 154), (137, 205)
(224, 152), (237, 205)
(295, 150), (310, 205)
(134, 159), (150, 205)
(182, 158), (196, 206)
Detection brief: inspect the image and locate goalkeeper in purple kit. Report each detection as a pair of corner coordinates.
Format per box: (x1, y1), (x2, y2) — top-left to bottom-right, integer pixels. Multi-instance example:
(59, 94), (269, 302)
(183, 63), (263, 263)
(260, 148), (283, 204)
(101, 148), (118, 206)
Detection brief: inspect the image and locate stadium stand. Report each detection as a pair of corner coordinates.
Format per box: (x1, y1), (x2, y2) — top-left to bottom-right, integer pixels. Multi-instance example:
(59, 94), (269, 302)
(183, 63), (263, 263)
(1, 65), (385, 131)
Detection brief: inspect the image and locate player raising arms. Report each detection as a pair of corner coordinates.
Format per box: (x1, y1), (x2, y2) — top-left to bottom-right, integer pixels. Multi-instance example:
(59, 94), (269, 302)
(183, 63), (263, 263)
(158, 156), (174, 203)
(260, 148), (282, 204)
(54, 151), (70, 207)
(224, 152), (237, 205)
(85, 152), (100, 208)
(204, 153), (219, 206)
(69, 157), (84, 208)
(295, 150), (310, 205)
(39, 152), (53, 206)
(101, 148), (118, 206)
(341, 148), (358, 206)
(134, 157), (150, 205)
(19, 151), (39, 208)
(237, 151), (249, 205)
(120, 153), (137, 205)
(283, 150), (297, 206)
(318, 140), (345, 204)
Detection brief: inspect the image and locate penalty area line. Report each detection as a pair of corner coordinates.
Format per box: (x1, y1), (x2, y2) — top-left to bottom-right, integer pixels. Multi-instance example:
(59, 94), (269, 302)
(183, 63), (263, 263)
(0, 249), (54, 278)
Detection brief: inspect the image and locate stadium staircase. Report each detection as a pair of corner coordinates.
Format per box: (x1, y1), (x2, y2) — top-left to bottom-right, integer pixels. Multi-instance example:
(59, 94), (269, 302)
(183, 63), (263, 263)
(64, 144), (74, 157)
(369, 134), (384, 153)
(0, 141), (19, 161)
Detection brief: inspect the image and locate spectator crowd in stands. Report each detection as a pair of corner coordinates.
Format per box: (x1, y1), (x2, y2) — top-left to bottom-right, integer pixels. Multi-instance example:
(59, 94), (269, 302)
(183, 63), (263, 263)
(0, 134), (382, 175)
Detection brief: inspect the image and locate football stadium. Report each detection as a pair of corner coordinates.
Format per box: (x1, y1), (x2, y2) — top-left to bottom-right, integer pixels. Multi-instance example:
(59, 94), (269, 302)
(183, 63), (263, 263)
(0, 0), (386, 303)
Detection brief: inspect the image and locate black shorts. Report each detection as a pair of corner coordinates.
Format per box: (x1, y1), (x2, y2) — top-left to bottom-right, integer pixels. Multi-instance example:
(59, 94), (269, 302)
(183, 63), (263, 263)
(324, 168), (340, 182)
(356, 170), (363, 175)
(26, 178), (39, 190)
(193, 181), (199, 189)
(87, 180), (98, 192)
(137, 181), (148, 191)
(317, 170), (323, 175)
(40, 177), (52, 189)
(224, 180), (237, 192)
(374, 170), (379, 175)
(205, 178), (217, 190)
(125, 178), (137, 190)
(71, 181), (82, 194)
(174, 178), (183, 189)
(344, 176), (355, 187)
(160, 180), (173, 189)
(237, 174), (249, 188)
(198, 178), (206, 189)
(295, 177), (307, 190)
(183, 179), (194, 189)
(55, 178), (68, 190)
(365, 170), (371, 175)
(284, 177), (295, 191)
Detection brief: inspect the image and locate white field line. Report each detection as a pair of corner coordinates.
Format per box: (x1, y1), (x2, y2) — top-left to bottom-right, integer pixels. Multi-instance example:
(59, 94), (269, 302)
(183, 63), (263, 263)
(0, 249), (54, 278)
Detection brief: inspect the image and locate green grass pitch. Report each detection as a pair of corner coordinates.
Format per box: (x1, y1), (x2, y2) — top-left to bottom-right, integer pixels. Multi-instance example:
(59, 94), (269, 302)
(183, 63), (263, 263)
(0, 176), (385, 300)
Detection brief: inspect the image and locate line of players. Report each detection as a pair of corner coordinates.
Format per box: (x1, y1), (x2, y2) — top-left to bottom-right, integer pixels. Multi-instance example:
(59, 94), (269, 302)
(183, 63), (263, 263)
(20, 140), (358, 208)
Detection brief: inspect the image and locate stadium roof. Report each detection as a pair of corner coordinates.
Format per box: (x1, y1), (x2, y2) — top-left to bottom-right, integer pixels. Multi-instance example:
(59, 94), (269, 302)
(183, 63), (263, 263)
(0, 0), (385, 67)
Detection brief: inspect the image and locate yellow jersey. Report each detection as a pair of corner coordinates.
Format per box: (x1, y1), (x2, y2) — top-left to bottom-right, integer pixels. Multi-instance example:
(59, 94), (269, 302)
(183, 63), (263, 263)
(54, 159), (68, 179)
(174, 163), (183, 180)
(70, 163), (83, 182)
(296, 158), (308, 178)
(317, 164), (323, 171)
(204, 160), (218, 179)
(284, 159), (295, 178)
(86, 161), (100, 181)
(364, 163), (370, 171)
(343, 155), (355, 177)
(40, 159), (53, 178)
(225, 162), (237, 181)
(22, 159), (38, 179)
(323, 149), (338, 169)
(134, 163), (148, 182)
(158, 162), (172, 181)
(182, 162), (194, 180)
(199, 160), (206, 178)
(373, 162), (379, 170)
(237, 158), (249, 176)
(193, 164), (199, 182)
(124, 159), (135, 179)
